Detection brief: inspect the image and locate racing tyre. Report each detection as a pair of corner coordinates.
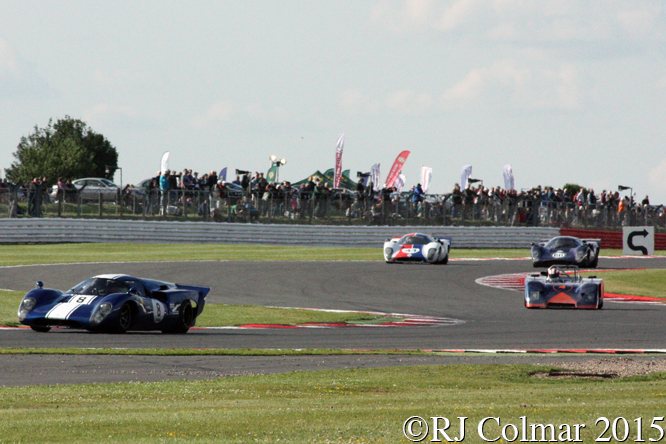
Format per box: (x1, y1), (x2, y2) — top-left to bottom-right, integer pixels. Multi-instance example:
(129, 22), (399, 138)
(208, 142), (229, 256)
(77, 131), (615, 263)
(164, 300), (194, 334)
(115, 303), (133, 333)
(589, 255), (599, 268)
(597, 296), (603, 310)
(30, 326), (51, 333)
(439, 255), (449, 265)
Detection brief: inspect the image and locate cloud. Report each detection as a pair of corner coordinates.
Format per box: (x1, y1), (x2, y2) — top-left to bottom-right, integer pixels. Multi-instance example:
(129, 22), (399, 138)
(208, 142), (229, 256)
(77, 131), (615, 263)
(82, 103), (162, 132)
(442, 58), (581, 110)
(191, 101), (235, 129)
(371, 0), (666, 53)
(86, 103), (139, 119)
(339, 88), (435, 115)
(648, 159), (666, 195)
(0, 38), (50, 100)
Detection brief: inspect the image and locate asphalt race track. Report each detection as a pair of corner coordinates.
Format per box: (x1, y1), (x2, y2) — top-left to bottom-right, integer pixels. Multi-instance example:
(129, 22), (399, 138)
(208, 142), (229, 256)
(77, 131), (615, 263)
(1, 256), (665, 385)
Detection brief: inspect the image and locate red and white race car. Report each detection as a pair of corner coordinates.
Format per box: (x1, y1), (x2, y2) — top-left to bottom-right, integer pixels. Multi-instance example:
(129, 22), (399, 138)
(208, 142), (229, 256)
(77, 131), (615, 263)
(383, 233), (451, 264)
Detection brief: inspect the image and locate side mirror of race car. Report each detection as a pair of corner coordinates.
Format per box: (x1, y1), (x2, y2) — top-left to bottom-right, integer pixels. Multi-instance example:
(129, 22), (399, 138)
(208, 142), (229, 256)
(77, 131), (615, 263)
(129, 287), (139, 295)
(36, 281), (43, 289)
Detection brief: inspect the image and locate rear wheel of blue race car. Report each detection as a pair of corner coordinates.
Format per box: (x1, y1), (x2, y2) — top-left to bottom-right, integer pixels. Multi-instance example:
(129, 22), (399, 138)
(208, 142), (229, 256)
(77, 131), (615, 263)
(163, 300), (194, 334)
(115, 303), (133, 333)
(30, 326), (51, 333)
(589, 254), (599, 268)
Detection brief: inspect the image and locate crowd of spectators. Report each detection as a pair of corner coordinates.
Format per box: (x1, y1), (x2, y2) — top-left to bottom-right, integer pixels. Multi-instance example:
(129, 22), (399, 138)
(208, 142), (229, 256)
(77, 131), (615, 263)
(1, 170), (663, 227)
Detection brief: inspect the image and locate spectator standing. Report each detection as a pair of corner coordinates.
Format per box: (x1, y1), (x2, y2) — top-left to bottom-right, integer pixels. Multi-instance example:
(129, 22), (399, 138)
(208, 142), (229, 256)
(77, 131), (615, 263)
(159, 170), (170, 215)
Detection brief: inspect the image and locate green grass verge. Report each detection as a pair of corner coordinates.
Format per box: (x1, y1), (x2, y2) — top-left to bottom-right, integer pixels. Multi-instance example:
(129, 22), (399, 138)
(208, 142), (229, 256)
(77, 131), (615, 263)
(1, 364), (665, 443)
(199, 304), (397, 327)
(0, 290), (395, 328)
(583, 269), (666, 299)
(0, 242), (540, 265)
(0, 348), (432, 356)
(1, 242), (662, 267)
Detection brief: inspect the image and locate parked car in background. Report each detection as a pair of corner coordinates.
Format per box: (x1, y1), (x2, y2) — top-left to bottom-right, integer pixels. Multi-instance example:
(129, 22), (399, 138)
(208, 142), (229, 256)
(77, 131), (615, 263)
(51, 178), (120, 202)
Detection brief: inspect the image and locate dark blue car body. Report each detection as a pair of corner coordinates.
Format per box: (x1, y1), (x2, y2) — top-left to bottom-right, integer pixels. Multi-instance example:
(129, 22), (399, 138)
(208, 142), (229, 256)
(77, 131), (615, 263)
(18, 274), (210, 333)
(525, 266), (604, 309)
(531, 236), (600, 268)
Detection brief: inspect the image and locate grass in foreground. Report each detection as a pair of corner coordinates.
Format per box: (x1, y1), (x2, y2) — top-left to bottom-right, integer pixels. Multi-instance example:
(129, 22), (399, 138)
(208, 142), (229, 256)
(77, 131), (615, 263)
(1, 364), (665, 443)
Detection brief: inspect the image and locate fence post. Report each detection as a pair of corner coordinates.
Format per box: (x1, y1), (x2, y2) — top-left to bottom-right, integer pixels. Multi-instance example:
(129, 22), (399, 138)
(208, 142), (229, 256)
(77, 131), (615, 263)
(98, 192), (103, 218)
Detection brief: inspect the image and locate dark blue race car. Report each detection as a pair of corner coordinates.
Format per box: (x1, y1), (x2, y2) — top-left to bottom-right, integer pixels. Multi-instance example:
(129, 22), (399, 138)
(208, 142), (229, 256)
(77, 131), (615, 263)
(525, 265), (604, 309)
(18, 275), (210, 333)
(531, 236), (600, 268)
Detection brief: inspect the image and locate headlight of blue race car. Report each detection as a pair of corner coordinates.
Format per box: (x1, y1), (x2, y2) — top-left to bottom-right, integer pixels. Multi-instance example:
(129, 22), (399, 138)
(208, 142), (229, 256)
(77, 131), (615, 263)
(18, 297), (36, 321)
(89, 302), (114, 326)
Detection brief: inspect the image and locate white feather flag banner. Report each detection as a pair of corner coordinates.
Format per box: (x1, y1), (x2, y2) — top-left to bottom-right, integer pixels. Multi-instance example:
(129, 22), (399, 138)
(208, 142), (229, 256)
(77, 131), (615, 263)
(461, 165), (472, 189)
(370, 163), (381, 192)
(503, 165), (515, 190)
(333, 133), (344, 188)
(161, 151), (170, 173)
(394, 174), (406, 193)
(421, 166), (433, 193)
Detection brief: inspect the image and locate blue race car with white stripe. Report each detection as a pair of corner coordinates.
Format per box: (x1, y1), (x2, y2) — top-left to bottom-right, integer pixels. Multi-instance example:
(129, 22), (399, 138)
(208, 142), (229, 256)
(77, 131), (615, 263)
(18, 275), (210, 333)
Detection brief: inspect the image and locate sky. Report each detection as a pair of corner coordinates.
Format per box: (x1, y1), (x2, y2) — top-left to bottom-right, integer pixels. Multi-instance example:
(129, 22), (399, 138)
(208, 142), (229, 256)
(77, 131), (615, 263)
(1, 0), (666, 203)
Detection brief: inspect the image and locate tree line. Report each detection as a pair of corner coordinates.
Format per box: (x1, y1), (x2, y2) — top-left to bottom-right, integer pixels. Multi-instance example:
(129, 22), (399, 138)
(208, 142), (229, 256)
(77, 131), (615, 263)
(4, 116), (119, 185)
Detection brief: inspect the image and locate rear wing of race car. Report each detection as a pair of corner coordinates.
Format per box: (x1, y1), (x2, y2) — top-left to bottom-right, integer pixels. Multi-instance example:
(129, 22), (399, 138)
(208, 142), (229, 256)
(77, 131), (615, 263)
(581, 238), (601, 248)
(435, 237), (452, 245)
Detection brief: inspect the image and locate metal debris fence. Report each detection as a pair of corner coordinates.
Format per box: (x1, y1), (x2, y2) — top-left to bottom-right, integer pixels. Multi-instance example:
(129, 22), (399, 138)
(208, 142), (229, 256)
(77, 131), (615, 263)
(1, 187), (664, 230)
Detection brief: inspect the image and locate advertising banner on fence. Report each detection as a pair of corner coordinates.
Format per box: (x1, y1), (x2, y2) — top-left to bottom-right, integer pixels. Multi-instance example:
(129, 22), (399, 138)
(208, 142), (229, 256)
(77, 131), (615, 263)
(385, 151), (410, 188)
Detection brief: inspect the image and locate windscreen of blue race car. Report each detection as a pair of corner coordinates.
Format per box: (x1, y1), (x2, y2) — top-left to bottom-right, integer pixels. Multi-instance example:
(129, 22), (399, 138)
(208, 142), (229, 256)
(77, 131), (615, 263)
(545, 237), (581, 249)
(67, 278), (129, 297)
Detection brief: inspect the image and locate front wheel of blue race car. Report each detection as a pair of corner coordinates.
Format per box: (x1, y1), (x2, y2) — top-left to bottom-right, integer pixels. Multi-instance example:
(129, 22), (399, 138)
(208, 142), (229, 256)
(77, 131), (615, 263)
(30, 326), (51, 333)
(114, 303), (134, 333)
